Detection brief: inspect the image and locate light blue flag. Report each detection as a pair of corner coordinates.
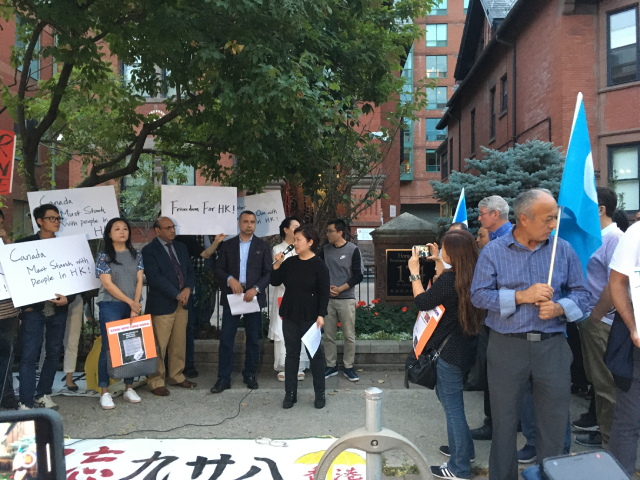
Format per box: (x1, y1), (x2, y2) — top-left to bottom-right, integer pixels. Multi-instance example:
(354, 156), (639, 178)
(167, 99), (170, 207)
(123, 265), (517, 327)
(452, 188), (468, 226)
(558, 92), (602, 275)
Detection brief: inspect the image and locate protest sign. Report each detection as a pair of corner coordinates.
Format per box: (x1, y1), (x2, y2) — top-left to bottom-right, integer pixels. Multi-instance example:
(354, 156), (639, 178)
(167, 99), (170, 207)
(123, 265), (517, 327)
(27, 186), (120, 240)
(0, 239), (10, 301)
(161, 185), (237, 235)
(0, 129), (16, 195)
(237, 191), (285, 237)
(413, 305), (445, 357)
(106, 315), (156, 368)
(0, 234), (101, 307)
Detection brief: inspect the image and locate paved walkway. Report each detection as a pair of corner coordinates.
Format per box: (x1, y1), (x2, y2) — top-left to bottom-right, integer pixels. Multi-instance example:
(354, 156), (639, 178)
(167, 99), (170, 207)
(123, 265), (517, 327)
(52, 368), (600, 479)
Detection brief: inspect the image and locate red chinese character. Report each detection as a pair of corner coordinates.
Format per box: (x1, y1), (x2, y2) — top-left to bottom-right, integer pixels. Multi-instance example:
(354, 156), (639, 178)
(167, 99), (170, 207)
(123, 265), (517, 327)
(303, 467), (317, 480)
(345, 467), (363, 480)
(81, 446), (125, 464)
(67, 466), (114, 480)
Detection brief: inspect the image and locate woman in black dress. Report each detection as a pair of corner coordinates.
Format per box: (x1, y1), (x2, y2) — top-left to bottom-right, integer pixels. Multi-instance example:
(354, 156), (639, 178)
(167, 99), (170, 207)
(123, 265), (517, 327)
(271, 225), (330, 409)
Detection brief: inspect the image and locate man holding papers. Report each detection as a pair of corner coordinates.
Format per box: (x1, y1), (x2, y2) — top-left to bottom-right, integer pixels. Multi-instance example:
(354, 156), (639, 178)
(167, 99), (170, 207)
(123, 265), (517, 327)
(211, 211), (272, 394)
(272, 225), (330, 409)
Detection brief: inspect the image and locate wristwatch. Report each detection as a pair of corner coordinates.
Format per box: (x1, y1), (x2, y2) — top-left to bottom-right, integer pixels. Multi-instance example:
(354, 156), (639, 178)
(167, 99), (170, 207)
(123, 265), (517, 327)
(253, 285), (261, 294)
(409, 274), (421, 282)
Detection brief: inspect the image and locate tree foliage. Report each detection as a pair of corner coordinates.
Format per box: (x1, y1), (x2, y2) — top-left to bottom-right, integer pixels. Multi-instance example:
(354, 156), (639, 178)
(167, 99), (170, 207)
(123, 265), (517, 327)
(429, 141), (564, 231)
(1, 0), (433, 192)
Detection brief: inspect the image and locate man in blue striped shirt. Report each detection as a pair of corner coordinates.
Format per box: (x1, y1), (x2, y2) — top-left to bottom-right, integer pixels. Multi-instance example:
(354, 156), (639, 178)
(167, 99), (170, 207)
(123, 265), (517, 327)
(471, 189), (589, 480)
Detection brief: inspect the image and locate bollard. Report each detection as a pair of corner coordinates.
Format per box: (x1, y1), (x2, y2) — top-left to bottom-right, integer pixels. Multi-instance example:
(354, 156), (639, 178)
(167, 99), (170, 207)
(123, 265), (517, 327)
(365, 387), (383, 480)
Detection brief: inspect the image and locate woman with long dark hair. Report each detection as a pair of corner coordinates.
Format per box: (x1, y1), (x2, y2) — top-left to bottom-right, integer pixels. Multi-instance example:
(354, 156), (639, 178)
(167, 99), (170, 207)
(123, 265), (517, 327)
(95, 217), (145, 410)
(408, 230), (485, 480)
(271, 225), (330, 409)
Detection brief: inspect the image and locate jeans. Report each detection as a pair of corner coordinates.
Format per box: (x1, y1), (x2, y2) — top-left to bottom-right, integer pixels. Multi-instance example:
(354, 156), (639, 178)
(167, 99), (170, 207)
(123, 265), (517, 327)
(98, 302), (134, 388)
(19, 310), (66, 407)
(521, 384), (571, 454)
(436, 358), (474, 479)
(217, 306), (261, 383)
(0, 316), (19, 405)
(282, 317), (325, 393)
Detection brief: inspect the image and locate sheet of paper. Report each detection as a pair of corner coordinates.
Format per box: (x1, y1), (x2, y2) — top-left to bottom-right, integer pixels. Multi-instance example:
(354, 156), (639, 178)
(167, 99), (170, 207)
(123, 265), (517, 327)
(237, 191), (286, 237)
(302, 323), (322, 358)
(0, 239), (11, 301)
(227, 294), (261, 316)
(629, 268), (640, 334)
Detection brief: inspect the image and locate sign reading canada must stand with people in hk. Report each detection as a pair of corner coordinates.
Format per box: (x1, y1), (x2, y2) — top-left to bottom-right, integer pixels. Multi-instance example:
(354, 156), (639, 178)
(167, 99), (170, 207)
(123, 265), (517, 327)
(161, 185), (238, 235)
(237, 191), (286, 238)
(0, 234), (101, 308)
(27, 186), (120, 240)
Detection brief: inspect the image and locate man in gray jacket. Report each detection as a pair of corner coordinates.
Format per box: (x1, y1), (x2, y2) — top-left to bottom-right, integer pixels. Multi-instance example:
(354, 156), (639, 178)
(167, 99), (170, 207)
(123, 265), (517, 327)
(320, 219), (364, 381)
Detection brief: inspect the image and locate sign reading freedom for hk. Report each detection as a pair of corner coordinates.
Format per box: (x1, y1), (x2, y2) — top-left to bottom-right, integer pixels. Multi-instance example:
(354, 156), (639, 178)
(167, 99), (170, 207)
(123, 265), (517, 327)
(0, 234), (101, 307)
(27, 186), (120, 240)
(237, 191), (286, 238)
(161, 185), (238, 235)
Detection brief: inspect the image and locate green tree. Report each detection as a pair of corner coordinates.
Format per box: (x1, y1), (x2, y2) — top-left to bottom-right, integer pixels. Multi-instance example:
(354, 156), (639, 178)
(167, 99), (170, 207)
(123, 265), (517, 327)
(429, 140), (564, 231)
(1, 0), (432, 192)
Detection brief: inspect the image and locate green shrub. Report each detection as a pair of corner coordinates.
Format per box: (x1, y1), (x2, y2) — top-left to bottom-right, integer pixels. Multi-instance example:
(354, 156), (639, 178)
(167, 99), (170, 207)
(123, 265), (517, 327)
(355, 299), (416, 335)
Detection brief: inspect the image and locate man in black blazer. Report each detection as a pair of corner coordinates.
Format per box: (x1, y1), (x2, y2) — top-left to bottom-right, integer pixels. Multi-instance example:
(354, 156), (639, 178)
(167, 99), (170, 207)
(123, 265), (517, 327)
(142, 216), (197, 396)
(210, 211), (272, 393)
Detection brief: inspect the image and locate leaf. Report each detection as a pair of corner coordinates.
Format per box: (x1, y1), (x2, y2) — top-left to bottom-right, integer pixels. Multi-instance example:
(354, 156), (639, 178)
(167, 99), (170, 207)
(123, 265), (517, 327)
(329, 82), (340, 91)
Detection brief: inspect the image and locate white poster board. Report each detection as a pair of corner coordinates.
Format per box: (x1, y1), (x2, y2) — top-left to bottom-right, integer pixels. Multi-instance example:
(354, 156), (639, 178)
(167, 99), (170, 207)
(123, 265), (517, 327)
(0, 234), (101, 307)
(161, 186), (238, 235)
(237, 191), (285, 237)
(0, 239), (10, 301)
(27, 186), (120, 240)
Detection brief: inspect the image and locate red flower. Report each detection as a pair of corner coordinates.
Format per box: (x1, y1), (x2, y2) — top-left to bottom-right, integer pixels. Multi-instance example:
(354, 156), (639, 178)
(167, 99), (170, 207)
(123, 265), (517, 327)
(371, 298), (380, 304)
(375, 312), (379, 316)
(356, 300), (367, 307)
(402, 307), (407, 312)
(337, 322), (342, 327)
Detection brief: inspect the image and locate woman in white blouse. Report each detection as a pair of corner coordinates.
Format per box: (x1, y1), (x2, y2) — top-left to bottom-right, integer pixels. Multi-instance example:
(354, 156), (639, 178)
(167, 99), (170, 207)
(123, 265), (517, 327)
(269, 217), (309, 381)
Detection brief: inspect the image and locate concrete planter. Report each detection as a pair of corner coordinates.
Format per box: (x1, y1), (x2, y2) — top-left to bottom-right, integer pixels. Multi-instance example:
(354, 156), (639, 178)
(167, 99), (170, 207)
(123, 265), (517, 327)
(194, 335), (412, 373)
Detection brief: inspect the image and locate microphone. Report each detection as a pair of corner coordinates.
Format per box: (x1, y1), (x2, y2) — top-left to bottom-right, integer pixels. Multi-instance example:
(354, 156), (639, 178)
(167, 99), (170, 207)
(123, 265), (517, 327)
(273, 244), (295, 264)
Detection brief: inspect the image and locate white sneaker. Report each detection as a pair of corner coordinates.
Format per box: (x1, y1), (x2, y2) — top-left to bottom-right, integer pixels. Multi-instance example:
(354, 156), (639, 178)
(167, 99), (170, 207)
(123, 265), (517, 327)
(34, 395), (58, 410)
(297, 371), (305, 381)
(100, 393), (115, 410)
(18, 403), (31, 410)
(123, 389), (142, 404)
(277, 371), (285, 382)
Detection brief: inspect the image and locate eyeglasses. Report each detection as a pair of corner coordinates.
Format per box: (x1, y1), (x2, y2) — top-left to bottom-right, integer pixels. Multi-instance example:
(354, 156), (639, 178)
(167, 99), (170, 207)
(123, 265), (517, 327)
(478, 211), (493, 218)
(43, 216), (63, 223)
(160, 225), (176, 230)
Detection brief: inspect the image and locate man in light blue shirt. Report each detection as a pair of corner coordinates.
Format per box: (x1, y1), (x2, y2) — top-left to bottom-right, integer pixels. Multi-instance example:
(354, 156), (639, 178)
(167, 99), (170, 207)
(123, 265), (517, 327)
(471, 189), (589, 480)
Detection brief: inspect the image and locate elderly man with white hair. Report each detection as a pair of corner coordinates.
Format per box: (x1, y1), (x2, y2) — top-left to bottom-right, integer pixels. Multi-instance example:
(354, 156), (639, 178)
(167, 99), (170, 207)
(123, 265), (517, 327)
(470, 189), (589, 480)
(478, 195), (512, 241)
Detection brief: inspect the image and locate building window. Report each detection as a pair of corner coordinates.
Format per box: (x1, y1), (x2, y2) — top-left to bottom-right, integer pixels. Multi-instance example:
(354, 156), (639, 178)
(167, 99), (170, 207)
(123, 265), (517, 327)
(470, 109), (476, 153)
(15, 17), (40, 80)
(401, 46), (413, 105)
(427, 86), (447, 110)
(401, 121), (413, 179)
(608, 7), (639, 86)
(464, 0), (469, 14)
(426, 55), (447, 78)
(426, 119), (447, 141)
(610, 143), (640, 211)
(490, 87), (496, 139)
(12, 199), (33, 236)
(426, 24), (447, 47)
(440, 150), (448, 177)
(500, 76), (508, 113)
(427, 0), (447, 16)
(163, 70), (177, 97)
(426, 150), (440, 172)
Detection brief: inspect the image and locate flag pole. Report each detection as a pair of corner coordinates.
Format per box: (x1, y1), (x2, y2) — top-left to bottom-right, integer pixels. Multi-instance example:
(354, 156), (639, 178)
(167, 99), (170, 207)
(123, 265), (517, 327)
(547, 206), (562, 285)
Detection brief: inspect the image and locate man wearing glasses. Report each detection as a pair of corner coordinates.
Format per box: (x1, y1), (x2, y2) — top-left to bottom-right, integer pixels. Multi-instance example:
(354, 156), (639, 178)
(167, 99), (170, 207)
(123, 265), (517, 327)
(142, 216), (196, 396)
(15, 204), (75, 409)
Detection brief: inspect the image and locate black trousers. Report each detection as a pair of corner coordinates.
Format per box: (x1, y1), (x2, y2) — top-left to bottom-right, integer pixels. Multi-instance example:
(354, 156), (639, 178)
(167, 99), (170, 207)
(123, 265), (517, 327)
(0, 316), (19, 406)
(282, 317), (325, 393)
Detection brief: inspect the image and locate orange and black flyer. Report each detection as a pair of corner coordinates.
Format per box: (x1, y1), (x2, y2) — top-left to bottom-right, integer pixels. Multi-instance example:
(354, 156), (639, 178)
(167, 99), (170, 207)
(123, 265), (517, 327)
(413, 305), (446, 357)
(106, 314), (156, 367)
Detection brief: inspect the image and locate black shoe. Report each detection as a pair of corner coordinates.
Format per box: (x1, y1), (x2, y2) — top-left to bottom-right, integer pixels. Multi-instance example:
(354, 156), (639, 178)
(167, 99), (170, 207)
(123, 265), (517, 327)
(183, 364), (199, 379)
(438, 445), (475, 463)
(283, 391), (297, 409)
(243, 376), (258, 390)
(470, 423), (492, 440)
(571, 412), (599, 432)
(210, 379), (231, 394)
(314, 391), (326, 409)
(575, 431), (602, 447)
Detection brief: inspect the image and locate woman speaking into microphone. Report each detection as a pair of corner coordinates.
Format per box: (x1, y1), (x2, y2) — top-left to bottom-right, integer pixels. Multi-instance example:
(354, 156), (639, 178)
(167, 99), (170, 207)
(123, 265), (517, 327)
(271, 225), (330, 409)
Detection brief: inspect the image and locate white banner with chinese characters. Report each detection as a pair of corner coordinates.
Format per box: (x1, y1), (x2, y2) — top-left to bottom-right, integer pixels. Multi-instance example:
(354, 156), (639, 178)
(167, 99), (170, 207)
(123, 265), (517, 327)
(64, 438), (367, 480)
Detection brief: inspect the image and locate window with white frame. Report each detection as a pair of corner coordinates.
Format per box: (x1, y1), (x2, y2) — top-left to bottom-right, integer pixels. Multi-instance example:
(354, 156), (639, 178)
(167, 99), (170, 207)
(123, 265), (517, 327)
(426, 24), (447, 47)
(610, 143), (640, 211)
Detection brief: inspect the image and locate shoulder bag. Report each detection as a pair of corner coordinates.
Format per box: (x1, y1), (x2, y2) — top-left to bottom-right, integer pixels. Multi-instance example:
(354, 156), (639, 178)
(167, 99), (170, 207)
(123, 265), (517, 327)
(404, 331), (454, 390)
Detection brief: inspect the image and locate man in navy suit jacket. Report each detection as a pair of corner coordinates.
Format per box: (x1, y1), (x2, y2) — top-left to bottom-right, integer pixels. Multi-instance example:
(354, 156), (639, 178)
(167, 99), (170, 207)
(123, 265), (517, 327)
(142, 217), (197, 396)
(210, 211), (272, 393)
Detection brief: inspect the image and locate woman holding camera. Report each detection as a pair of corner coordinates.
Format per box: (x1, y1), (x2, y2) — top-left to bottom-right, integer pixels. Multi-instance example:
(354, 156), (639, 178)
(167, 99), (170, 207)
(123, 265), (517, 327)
(271, 225), (330, 409)
(408, 230), (484, 480)
(95, 217), (145, 410)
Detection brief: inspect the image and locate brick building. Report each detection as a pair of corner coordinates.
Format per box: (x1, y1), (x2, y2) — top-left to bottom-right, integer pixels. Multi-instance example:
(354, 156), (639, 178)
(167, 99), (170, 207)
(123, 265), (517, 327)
(437, 0), (640, 214)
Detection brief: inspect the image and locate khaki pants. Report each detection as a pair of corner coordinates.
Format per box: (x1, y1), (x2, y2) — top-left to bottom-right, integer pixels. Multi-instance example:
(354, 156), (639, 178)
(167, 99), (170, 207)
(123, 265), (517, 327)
(148, 305), (188, 390)
(578, 319), (616, 447)
(323, 298), (356, 368)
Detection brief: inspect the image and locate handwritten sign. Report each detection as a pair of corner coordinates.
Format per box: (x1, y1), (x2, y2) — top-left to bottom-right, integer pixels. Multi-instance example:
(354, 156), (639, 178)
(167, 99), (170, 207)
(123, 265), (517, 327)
(0, 129), (15, 195)
(161, 185), (238, 235)
(0, 234), (101, 307)
(237, 191), (285, 237)
(0, 239), (11, 301)
(27, 186), (120, 240)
